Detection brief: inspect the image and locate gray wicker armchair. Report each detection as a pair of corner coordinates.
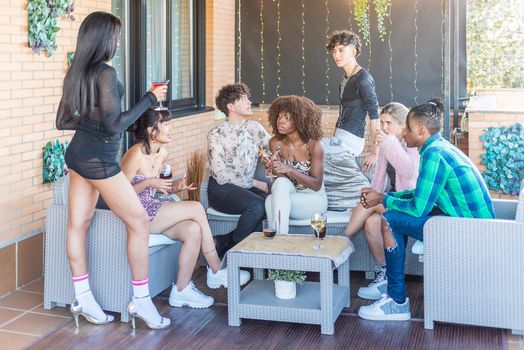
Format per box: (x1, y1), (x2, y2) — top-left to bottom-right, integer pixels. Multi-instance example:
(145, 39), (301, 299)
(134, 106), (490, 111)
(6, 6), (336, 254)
(424, 180), (524, 334)
(44, 175), (181, 322)
(200, 161), (423, 276)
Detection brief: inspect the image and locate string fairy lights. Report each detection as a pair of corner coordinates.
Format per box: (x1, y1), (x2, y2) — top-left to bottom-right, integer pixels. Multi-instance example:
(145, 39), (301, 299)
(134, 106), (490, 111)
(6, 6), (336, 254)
(413, 0), (420, 104)
(325, 0), (331, 107)
(301, 0), (306, 96)
(440, 0), (445, 98)
(236, 0), (242, 82)
(276, 0), (281, 97)
(388, 0), (393, 102)
(260, 0), (266, 104)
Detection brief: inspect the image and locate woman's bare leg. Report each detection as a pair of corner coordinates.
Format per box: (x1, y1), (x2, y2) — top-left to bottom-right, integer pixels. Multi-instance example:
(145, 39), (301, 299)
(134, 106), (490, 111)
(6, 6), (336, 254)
(364, 213), (386, 265)
(89, 172), (169, 327)
(90, 173), (150, 280)
(344, 203), (376, 237)
(66, 171), (99, 276)
(150, 201), (221, 273)
(155, 220), (202, 290)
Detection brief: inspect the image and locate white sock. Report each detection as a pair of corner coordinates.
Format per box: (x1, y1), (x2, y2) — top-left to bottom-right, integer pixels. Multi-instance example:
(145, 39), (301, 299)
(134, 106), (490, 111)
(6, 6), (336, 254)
(72, 273), (107, 320)
(132, 278), (163, 326)
(132, 278), (149, 298)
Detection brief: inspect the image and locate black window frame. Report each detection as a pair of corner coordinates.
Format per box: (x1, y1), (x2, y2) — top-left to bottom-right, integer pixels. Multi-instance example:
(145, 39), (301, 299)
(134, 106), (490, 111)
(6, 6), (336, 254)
(128, 0), (207, 117)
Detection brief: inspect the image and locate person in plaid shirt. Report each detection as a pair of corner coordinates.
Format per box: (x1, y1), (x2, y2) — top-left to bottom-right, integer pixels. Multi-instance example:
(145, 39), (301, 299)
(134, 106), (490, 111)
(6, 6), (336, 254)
(357, 99), (495, 321)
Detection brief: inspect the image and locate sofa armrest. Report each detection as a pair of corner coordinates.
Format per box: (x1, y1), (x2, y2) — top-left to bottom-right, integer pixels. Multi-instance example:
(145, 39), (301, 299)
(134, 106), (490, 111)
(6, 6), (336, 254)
(492, 199), (518, 220)
(200, 177), (209, 209)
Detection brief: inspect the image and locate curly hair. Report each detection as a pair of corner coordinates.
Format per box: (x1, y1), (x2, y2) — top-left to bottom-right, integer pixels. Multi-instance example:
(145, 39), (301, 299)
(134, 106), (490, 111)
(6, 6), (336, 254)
(268, 95), (323, 142)
(326, 30), (362, 57)
(215, 83), (250, 116)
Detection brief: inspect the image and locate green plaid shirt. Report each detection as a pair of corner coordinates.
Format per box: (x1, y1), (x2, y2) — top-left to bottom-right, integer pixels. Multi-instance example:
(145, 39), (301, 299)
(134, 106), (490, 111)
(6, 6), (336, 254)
(383, 133), (495, 218)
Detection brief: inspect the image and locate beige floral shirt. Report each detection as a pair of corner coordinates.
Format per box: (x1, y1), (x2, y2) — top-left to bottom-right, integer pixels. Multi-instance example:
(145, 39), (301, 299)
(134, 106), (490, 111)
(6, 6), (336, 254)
(208, 120), (269, 188)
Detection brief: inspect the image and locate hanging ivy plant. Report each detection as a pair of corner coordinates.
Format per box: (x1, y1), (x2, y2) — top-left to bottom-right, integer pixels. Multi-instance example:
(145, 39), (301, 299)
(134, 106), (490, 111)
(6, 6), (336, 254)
(480, 123), (524, 195)
(353, 0), (370, 44)
(353, 0), (391, 44)
(27, 0), (75, 57)
(374, 0), (390, 42)
(43, 140), (68, 184)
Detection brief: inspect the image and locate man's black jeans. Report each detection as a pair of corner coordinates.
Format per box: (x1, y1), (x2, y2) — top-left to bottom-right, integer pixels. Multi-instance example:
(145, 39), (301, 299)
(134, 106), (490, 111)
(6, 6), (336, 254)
(208, 177), (267, 243)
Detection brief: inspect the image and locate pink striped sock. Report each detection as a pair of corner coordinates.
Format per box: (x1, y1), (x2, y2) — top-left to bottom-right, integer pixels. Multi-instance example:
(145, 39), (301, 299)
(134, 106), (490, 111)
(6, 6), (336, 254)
(132, 278), (149, 298)
(72, 273), (90, 296)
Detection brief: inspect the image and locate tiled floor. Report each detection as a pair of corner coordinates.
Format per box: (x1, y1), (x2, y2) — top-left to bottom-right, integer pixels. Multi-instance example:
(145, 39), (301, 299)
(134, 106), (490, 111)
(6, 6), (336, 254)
(0, 278), (72, 350)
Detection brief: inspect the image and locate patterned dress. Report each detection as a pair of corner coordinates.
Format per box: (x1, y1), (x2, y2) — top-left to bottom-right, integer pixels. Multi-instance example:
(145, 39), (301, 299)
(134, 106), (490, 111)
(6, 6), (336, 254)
(131, 174), (163, 221)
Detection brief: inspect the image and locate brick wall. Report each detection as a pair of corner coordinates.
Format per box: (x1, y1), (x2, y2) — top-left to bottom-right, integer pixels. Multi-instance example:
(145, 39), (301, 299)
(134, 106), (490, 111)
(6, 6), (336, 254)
(0, 0), (112, 294)
(0, 0), (236, 293)
(467, 111), (524, 200)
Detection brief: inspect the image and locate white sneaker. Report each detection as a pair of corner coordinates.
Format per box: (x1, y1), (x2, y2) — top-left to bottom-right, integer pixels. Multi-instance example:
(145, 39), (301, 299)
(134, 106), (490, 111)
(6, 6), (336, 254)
(358, 294), (411, 321)
(358, 265), (387, 300)
(169, 282), (214, 308)
(206, 267), (251, 289)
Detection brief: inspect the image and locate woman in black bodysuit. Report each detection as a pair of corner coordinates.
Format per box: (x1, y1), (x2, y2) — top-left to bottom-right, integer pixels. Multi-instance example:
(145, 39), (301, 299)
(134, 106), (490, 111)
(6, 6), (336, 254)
(56, 11), (170, 330)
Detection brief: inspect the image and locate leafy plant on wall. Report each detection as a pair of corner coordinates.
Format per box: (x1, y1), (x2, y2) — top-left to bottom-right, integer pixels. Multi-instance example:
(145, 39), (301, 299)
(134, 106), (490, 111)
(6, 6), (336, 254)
(480, 123), (524, 195)
(374, 0), (390, 41)
(43, 140), (68, 184)
(353, 0), (370, 44)
(27, 0), (75, 57)
(353, 0), (391, 44)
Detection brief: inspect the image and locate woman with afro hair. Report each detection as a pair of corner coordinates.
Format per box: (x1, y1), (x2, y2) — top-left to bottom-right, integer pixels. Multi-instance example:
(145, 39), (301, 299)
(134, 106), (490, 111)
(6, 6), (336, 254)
(263, 95), (328, 234)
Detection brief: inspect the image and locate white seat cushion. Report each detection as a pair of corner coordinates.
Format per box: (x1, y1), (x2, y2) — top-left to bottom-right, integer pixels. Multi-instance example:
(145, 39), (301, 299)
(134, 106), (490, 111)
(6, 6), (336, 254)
(206, 207), (350, 225)
(207, 207), (241, 218)
(149, 234), (176, 247)
(411, 240), (424, 255)
(289, 210), (350, 226)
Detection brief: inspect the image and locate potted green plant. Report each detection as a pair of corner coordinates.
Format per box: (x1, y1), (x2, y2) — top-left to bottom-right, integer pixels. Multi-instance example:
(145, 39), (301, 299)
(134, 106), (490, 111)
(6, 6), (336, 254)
(267, 269), (306, 299)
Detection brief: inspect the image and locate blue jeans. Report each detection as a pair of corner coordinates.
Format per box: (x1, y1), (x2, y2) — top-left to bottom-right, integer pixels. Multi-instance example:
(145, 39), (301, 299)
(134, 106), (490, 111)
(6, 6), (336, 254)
(383, 210), (441, 304)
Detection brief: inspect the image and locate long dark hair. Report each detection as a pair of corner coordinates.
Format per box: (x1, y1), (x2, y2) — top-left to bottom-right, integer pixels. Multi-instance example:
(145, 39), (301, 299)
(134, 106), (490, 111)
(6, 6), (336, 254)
(62, 11), (121, 119)
(129, 109), (172, 155)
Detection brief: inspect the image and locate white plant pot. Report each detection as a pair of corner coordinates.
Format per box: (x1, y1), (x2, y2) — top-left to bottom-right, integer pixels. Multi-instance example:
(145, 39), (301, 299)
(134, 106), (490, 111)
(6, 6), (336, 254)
(274, 280), (297, 299)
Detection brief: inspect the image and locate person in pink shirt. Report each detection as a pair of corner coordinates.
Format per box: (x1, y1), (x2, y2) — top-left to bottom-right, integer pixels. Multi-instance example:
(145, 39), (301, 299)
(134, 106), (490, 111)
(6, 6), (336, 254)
(343, 102), (419, 300)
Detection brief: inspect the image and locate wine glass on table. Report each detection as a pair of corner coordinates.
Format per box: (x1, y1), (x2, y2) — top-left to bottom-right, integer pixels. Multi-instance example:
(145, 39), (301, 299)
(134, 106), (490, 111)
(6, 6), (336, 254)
(310, 212), (327, 250)
(150, 80), (170, 110)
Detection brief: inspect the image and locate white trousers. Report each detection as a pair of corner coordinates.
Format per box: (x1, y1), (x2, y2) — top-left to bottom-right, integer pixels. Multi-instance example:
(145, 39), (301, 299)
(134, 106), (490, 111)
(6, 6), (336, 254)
(265, 177), (328, 234)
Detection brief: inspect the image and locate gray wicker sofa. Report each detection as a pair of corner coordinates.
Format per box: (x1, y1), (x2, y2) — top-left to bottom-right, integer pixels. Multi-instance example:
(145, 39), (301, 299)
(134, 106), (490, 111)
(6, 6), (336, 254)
(424, 180), (524, 333)
(200, 162), (422, 277)
(44, 175), (180, 322)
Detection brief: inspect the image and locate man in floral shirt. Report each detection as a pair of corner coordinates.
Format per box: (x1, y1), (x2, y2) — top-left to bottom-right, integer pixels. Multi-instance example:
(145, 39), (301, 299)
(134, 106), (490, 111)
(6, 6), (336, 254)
(207, 83), (270, 256)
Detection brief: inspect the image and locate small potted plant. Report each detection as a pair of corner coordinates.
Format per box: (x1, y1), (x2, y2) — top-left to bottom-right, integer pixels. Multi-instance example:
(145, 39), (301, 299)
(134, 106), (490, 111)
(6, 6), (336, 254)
(267, 269), (306, 299)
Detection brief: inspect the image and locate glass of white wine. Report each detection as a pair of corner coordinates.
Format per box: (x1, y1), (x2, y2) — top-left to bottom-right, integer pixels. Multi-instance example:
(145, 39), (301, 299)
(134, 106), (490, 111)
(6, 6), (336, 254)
(310, 212), (327, 250)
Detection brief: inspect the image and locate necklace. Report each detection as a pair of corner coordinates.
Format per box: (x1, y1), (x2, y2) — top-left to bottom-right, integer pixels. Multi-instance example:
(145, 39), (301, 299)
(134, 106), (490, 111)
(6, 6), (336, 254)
(283, 139), (305, 158)
(345, 64), (361, 79)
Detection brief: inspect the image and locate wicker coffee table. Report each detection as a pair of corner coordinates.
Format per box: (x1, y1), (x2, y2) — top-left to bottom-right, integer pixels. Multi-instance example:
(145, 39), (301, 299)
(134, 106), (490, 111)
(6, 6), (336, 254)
(227, 233), (352, 335)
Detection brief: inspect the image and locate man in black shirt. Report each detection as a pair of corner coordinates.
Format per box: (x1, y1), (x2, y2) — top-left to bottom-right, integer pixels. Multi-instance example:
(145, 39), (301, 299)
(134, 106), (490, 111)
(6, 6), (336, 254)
(326, 30), (380, 170)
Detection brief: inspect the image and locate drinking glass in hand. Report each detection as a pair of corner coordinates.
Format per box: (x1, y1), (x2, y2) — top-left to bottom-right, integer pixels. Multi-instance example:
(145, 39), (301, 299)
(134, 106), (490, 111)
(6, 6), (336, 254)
(310, 212), (327, 250)
(150, 80), (170, 110)
(160, 164), (172, 179)
(262, 220), (276, 240)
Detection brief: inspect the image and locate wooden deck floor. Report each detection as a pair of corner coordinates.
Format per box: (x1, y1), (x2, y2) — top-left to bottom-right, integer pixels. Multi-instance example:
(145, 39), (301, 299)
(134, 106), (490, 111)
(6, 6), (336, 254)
(27, 270), (507, 350)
